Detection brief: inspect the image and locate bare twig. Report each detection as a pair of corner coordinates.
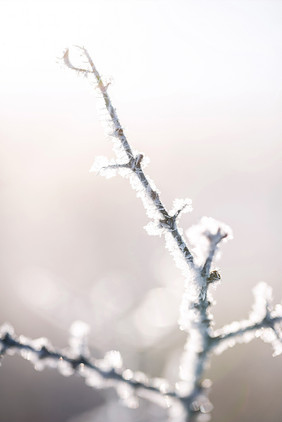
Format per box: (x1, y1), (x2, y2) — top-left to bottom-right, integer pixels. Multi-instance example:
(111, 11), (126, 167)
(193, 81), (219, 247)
(0, 325), (213, 419)
(0, 327), (176, 403)
(212, 315), (282, 349)
(62, 46), (241, 421)
(64, 47), (195, 269)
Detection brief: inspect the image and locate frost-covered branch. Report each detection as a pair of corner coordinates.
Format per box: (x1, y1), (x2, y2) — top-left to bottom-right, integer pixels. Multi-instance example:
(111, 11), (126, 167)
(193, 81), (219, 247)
(62, 47), (235, 420)
(211, 282), (282, 356)
(64, 47), (195, 270)
(1, 46), (281, 422)
(0, 323), (175, 405)
(0, 323), (213, 420)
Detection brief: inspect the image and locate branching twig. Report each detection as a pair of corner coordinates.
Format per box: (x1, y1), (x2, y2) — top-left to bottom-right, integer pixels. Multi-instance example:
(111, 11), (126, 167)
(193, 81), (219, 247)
(0, 326), (174, 400)
(211, 315), (282, 352)
(64, 47), (195, 269)
(0, 46), (281, 422)
(0, 325), (211, 419)
(61, 46), (282, 420)
(201, 230), (227, 280)
(211, 283), (282, 356)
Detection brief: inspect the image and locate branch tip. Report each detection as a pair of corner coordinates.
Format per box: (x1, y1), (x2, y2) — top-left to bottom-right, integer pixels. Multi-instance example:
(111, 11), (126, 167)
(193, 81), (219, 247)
(62, 47), (92, 74)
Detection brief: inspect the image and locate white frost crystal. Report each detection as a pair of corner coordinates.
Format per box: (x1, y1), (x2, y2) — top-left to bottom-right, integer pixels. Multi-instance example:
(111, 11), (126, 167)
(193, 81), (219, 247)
(69, 320), (90, 356)
(169, 198), (193, 216)
(250, 282), (273, 322)
(186, 217), (233, 267)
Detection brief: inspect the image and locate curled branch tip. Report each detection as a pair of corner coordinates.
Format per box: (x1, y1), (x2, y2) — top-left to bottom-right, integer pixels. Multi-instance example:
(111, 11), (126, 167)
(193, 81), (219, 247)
(63, 48), (92, 74)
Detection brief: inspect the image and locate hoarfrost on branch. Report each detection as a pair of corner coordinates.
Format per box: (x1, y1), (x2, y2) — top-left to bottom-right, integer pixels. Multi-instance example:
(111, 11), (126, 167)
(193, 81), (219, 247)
(1, 46), (281, 422)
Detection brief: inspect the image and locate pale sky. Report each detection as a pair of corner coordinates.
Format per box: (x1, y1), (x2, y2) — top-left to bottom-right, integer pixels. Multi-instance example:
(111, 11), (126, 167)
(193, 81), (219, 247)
(1, 0), (281, 101)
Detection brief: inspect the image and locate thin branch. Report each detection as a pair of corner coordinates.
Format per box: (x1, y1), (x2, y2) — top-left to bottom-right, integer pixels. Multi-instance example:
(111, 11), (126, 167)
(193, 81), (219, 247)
(63, 49), (92, 74)
(64, 47), (216, 414)
(0, 326), (212, 419)
(174, 203), (190, 220)
(0, 328), (176, 402)
(210, 315), (282, 353)
(64, 46), (195, 269)
(201, 230), (227, 279)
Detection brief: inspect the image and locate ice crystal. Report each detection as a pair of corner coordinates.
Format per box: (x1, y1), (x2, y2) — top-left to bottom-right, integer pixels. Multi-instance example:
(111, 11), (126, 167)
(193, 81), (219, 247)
(70, 320), (90, 338)
(58, 359), (74, 377)
(69, 320), (90, 356)
(133, 370), (149, 384)
(169, 198), (193, 217)
(168, 400), (187, 422)
(0, 323), (14, 337)
(84, 371), (104, 389)
(128, 172), (162, 222)
(178, 272), (203, 332)
(249, 282), (273, 323)
(104, 350), (123, 370)
(152, 378), (171, 394)
(122, 369), (133, 380)
(186, 217), (232, 267)
(144, 220), (164, 237)
(90, 156), (119, 178)
(138, 387), (171, 409)
(117, 383), (139, 409)
(164, 232), (192, 277)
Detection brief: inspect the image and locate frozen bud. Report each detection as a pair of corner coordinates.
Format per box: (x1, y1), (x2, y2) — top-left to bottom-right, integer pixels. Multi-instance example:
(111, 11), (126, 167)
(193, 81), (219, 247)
(207, 270), (221, 283)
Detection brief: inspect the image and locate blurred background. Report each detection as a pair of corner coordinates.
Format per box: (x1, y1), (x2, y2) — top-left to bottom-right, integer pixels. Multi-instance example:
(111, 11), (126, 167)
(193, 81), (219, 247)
(0, 0), (282, 421)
